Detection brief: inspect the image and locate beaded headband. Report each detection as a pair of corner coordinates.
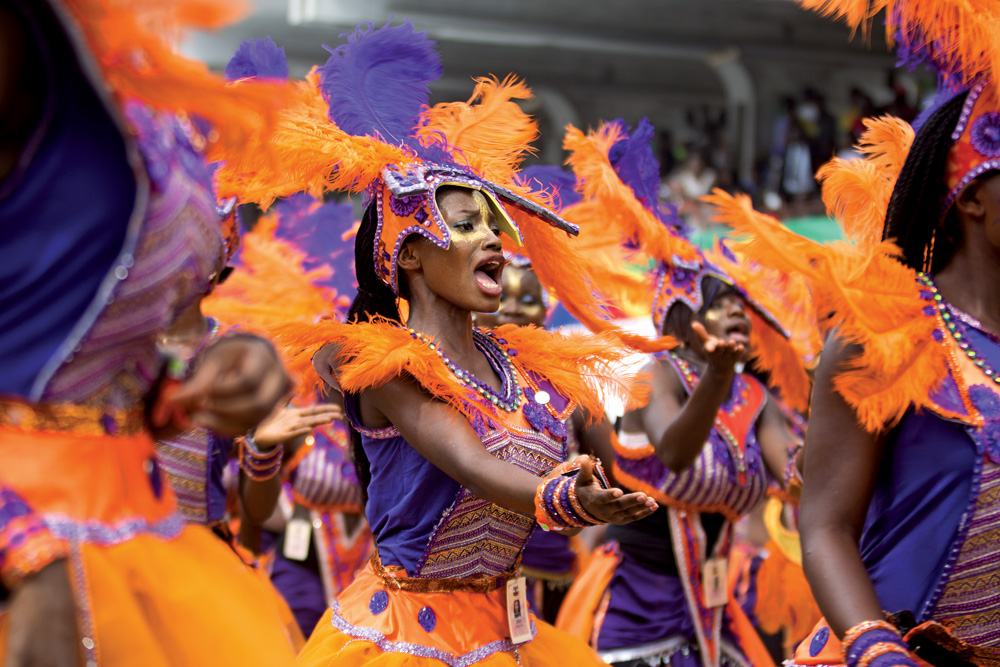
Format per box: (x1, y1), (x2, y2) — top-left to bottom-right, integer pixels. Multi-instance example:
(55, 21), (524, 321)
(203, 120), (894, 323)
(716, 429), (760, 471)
(375, 164), (537, 294)
(650, 250), (789, 340)
(944, 80), (1000, 214)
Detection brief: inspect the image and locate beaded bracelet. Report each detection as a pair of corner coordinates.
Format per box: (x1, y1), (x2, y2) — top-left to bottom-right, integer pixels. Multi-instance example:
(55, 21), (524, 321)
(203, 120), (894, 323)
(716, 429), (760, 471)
(856, 643), (918, 667)
(842, 620), (916, 667)
(239, 435), (283, 481)
(533, 475), (605, 531)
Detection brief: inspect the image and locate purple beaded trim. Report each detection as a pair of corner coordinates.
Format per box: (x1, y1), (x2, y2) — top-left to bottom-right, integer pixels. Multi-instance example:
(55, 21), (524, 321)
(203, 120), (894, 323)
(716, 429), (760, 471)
(329, 599), (535, 665)
(44, 512), (185, 545)
(922, 432), (984, 618)
(943, 158), (1000, 214)
(950, 81), (986, 142)
(943, 80), (998, 213)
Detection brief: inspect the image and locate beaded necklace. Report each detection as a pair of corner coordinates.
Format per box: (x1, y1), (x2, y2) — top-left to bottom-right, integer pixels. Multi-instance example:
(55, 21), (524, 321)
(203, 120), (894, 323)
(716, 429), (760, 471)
(407, 327), (523, 412)
(920, 273), (1000, 387)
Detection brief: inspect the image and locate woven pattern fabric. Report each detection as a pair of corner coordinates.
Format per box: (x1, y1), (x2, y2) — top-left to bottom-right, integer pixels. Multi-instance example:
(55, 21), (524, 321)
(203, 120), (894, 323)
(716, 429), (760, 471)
(415, 423), (566, 579)
(40, 103), (222, 411)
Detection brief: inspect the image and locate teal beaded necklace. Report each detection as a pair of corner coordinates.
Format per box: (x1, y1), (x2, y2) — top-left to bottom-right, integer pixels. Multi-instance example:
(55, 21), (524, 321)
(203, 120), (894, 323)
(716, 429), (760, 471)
(920, 272), (1000, 386)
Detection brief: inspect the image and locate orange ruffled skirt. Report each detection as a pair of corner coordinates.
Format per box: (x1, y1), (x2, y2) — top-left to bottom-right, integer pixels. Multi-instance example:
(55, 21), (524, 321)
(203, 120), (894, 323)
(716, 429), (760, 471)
(295, 558), (605, 666)
(0, 421), (298, 666)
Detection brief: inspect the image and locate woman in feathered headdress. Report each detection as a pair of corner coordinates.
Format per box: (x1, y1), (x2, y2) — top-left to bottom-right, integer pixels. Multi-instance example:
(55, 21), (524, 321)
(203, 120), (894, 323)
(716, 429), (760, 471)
(553, 118), (806, 667)
(217, 20), (664, 667)
(704, 2), (1000, 665)
(0, 2), (305, 665)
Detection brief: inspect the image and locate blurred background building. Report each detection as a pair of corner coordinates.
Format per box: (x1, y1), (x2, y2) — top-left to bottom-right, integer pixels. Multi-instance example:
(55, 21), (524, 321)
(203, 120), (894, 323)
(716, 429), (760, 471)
(184, 0), (933, 236)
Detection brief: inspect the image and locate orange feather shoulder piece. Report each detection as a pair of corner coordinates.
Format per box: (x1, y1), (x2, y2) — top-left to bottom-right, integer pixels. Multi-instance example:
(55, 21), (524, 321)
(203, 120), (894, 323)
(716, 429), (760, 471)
(271, 320), (649, 428)
(706, 188), (950, 431)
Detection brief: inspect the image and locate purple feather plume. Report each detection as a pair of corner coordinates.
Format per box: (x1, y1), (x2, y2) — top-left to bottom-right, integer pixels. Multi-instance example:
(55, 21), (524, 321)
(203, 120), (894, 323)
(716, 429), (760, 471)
(273, 194), (358, 300)
(607, 118), (686, 235)
(520, 165), (582, 210)
(318, 19), (442, 142)
(225, 35), (289, 81)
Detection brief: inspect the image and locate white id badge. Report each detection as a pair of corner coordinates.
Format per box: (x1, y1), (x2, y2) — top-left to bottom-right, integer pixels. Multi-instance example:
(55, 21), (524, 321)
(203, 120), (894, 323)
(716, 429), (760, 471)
(506, 576), (533, 644)
(283, 518), (312, 562)
(703, 557), (728, 608)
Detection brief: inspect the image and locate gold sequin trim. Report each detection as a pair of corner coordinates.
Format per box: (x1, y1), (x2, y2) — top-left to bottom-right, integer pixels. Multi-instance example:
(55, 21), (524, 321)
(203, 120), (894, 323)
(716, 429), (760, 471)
(0, 399), (146, 437)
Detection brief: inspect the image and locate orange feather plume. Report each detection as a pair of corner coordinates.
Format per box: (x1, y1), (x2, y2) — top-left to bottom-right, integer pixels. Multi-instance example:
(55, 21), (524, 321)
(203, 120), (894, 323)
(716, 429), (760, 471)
(706, 188), (950, 431)
(203, 215), (347, 394)
(816, 116), (914, 248)
(64, 0), (290, 168)
(796, 0), (1000, 89)
(215, 71), (415, 208)
(418, 76), (539, 186)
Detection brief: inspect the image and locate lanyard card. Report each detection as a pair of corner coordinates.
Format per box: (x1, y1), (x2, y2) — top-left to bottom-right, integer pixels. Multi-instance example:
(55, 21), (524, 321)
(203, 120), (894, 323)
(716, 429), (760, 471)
(283, 517), (312, 562)
(703, 557), (728, 608)
(506, 576), (533, 644)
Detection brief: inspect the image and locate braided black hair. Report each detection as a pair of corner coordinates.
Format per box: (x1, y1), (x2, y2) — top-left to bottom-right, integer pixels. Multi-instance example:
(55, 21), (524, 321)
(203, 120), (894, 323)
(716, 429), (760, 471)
(883, 91), (970, 274)
(344, 202), (404, 500)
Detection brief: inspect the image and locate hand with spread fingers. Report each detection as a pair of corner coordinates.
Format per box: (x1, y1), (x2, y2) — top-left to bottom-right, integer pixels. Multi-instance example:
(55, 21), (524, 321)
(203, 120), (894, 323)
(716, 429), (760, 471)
(253, 403), (344, 450)
(169, 335), (293, 437)
(692, 321), (746, 375)
(574, 456), (658, 525)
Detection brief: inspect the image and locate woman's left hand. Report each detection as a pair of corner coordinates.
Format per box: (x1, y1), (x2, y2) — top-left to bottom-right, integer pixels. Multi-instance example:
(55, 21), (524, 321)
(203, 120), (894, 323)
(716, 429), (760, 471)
(574, 457), (658, 524)
(170, 335), (292, 436)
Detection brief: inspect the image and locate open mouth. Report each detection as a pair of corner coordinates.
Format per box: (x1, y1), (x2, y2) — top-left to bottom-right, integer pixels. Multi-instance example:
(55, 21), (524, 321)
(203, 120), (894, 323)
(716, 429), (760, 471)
(474, 256), (504, 297)
(725, 321), (751, 345)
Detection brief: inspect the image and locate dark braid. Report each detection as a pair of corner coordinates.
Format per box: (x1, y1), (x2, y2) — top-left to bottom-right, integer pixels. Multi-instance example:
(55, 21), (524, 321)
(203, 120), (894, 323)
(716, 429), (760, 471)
(347, 203), (402, 324)
(345, 202), (403, 502)
(883, 91), (970, 273)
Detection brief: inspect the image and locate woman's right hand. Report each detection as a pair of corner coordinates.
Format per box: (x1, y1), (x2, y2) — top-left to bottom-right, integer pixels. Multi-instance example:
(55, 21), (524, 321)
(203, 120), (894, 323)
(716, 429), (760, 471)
(691, 321), (745, 375)
(4, 560), (80, 667)
(253, 404), (344, 450)
(574, 457), (658, 525)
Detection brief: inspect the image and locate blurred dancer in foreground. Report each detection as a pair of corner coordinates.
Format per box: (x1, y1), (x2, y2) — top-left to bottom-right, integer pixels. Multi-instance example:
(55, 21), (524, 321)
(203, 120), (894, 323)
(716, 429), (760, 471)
(0, 0), (299, 664)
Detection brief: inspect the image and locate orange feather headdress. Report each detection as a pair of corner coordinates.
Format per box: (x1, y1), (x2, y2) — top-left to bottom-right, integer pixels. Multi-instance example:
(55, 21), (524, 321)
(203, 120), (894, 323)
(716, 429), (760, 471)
(563, 119), (812, 411)
(213, 20), (671, 354)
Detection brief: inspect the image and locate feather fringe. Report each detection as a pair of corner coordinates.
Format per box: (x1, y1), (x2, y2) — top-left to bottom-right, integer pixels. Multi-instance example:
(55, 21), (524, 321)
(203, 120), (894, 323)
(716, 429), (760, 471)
(816, 116), (914, 248)
(215, 72), (414, 207)
(65, 0), (290, 168)
(705, 188), (948, 431)
(796, 0), (1000, 88)
(418, 76), (538, 186)
(271, 320), (650, 427)
(203, 215), (346, 392)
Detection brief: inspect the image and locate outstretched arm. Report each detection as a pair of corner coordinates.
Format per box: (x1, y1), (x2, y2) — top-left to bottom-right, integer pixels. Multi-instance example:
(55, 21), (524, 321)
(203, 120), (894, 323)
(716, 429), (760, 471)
(362, 377), (657, 524)
(639, 323), (745, 473)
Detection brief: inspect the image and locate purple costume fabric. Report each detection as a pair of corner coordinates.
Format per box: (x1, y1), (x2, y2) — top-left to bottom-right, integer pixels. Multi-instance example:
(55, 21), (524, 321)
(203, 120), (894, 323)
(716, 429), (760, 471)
(343, 395), (461, 574)
(0, 1), (133, 397)
(859, 324), (1000, 619)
